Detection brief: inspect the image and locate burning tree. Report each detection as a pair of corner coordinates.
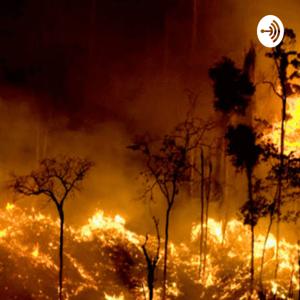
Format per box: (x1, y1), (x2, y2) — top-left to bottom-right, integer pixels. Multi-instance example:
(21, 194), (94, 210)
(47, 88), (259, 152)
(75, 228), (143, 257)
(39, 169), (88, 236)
(263, 28), (300, 279)
(209, 54), (255, 238)
(12, 157), (94, 300)
(129, 116), (213, 299)
(225, 124), (264, 295)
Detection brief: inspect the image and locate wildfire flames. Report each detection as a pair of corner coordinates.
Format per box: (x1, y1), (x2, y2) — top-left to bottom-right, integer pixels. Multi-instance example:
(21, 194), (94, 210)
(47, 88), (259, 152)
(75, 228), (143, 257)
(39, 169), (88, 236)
(269, 96), (300, 154)
(0, 203), (298, 299)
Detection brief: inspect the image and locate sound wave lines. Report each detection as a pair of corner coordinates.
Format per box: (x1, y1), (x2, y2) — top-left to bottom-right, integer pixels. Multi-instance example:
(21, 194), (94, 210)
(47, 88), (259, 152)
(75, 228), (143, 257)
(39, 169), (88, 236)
(261, 19), (281, 43)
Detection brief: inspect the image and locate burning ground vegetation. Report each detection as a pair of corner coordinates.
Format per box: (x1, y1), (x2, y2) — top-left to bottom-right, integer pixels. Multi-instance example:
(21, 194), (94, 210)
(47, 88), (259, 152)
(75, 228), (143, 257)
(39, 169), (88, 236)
(0, 203), (298, 300)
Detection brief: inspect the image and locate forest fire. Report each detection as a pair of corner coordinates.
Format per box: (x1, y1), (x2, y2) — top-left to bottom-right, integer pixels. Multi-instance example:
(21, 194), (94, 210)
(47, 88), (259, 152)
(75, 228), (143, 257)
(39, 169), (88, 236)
(1, 1), (300, 299)
(269, 96), (300, 154)
(0, 203), (298, 299)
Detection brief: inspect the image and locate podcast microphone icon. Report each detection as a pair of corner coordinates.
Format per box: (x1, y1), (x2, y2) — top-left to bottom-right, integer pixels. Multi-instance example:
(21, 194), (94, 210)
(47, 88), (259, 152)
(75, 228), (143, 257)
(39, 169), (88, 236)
(257, 15), (284, 48)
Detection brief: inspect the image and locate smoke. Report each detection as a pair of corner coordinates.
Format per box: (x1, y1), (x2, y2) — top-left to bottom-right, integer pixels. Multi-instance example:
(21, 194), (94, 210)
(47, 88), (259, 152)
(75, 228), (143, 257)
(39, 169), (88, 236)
(0, 0), (300, 240)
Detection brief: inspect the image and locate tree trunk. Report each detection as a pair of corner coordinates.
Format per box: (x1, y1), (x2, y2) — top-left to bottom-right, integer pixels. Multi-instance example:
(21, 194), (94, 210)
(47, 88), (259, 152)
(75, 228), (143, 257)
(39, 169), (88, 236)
(58, 208), (64, 300)
(215, 114), (229, 241)
(149, 278), (154, 300)
(260, 54), (287, 288)
(274, 93), (286, 280)
(273, 49), (288, 281)
(221, 136), (229, 244)
(298, 240), (300, 300)
(203, 198), (209, 282)
(203, 160), (212, 283)
(199, 148), (205, 279)
(260, 211), (274, 287)
(250, 223), (255, 296)
(162, 205), (172, 300)
(247, 169), (254, 296)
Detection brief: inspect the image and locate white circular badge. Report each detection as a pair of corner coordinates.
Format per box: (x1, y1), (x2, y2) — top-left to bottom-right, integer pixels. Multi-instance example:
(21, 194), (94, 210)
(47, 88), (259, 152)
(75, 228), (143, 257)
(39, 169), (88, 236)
(257, 15), (284, 48)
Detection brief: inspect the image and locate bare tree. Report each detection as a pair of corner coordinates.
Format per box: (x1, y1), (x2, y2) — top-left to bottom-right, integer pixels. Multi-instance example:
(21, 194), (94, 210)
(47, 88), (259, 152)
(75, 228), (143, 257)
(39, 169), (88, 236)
(141, 217), (160, 300)
(129, 117), (213, 299)
(12, 157), (94, 300)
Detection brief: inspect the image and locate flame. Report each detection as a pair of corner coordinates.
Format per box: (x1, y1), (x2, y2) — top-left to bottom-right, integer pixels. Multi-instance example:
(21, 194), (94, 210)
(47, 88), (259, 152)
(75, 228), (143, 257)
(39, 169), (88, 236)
(0, 203), (298, 299)
(271, 280), (278, 294)
(269, 96), (300, 154)
(104, 293), (124, 300)
(191, 217), (299, 296)
(114, 214), (125, 225)
(79, 210), (139, 245)
(191, 218), (224, 243)
(0, 228), (7, 238)
(6, 203), (15, 211)
(32, 243), (39, 257)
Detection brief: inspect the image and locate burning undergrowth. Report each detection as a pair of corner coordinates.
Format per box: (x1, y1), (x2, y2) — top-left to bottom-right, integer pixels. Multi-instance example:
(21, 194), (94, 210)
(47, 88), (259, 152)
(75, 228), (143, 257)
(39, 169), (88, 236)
(0, 203), (298, 299)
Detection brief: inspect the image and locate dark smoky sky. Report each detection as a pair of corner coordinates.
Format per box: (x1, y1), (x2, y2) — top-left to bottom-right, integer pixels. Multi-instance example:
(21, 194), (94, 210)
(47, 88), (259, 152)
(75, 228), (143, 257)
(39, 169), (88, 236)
(0, 0), (300, 129)
(0, 0), (174, 129)
(0, 0), (300, 237)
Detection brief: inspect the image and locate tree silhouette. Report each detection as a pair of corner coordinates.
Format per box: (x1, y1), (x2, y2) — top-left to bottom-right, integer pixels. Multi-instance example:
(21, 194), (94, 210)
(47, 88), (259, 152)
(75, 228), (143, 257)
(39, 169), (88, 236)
(12, 157), (93, 300)
(209, 56), (255, 116)
(129, 117), (213, 299)
(225, 124), (262, 295)
(197, 148), (215, 282)
(209, 54), (255, 239)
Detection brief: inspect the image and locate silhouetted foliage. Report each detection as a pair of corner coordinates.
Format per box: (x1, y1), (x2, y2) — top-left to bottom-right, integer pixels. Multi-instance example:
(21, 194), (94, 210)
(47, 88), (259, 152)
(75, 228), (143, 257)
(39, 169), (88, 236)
(209, 57), (255, 115)
(265, 28), (300, 97)
(209, 54), (256, 241)
(226, 125), (262, 172)
(226, 124), (263, 294)
(243, 43), (256, 78)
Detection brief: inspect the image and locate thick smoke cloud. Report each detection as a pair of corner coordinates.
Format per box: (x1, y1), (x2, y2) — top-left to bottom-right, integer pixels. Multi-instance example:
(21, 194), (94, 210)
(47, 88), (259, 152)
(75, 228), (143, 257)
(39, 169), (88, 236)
(0, 0), (300, 237)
